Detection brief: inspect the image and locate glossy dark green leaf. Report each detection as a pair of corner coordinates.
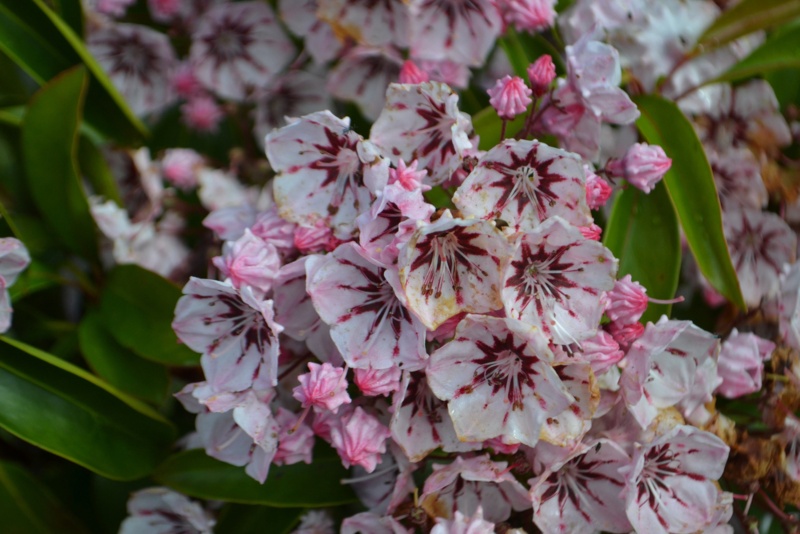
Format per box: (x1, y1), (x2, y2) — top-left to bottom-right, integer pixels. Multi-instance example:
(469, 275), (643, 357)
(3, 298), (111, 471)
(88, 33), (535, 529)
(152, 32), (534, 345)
(98, 265), (199, 366)
(0, 460), (90, 534)
(8, 261), (57, 301)
(0, 336), (175, 480)
(154, 449), (358, 506)
(79, 311), (170, 404)
(712, 25), (800, 84)
(603, 184), (681, 323)
(0, 0), (146, 144)
(472, 106), (527, 151)
(633, 94), (745, 309)
(21, 66), (97, 260)
(697, 0), (800, 49)
(216, 505), (305, 534)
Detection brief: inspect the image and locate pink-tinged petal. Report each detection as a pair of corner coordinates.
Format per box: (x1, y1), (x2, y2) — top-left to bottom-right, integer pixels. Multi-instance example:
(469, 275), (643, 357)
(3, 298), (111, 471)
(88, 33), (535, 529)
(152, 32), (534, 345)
(503, 0), (556, 33)
(318, 0), (410, 48)
(370, 82), (473, 186)
(0, 238), (31, 287)
(268, 111), (388, 239)
(606, 274), (648, 325)
(579, 330), (624, 374)
(327, 47), (403, 121)
(420, 455), (531, 523)
(273, 256), (321, 342)
(454, 140), (592, 232)
(431, 507), (495, 534)
(292, 362), (351, 413)
(273, 407), (314, 465)
(780, 263), (800, 351)
(724, 207), (796, 307)
(426, 315), (573, 447)
(530, 439), (631, 534)
(527, 54), (556, 97)
(607, 143), (671, 194)
(181, 94), (223, 132)
(348, 444), (417, 515)
(621, 425), (729, 534)
(190, 2), (295, 101)
(398, 215), (510, 330)
(232, 390), (279, 457)
(620, 317), (719, 428)
(354, 366), (402, 397)
(250, 207), (297, 258)
(399, 60), (430, 84)
(212, 229), (280, 297)
(408, 0), (502, 67)
(390, 371), (481, 462)
(502, 217), (617, 344)
(716, 329), (774, 398)
(539, 364), (599, 447)
(329, 406), (391, 472)
(88, 23), (177, 116)
(708, 147), (767, 210)
(538, 83), (603, 161)
(172, 278), (282, 398)
(585, 165), (612, 209)
(120, 488), (214, 534)
(308, 242), (428, 370)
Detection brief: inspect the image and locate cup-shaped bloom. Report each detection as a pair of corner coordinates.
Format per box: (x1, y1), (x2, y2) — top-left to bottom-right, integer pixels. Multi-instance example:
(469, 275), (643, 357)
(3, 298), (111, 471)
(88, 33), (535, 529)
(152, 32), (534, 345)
(530, 439), (632, 534)
(502, 217), (617, 345)
(307, 242), (428, 370)
(398, 214), (511, 330)
(190, 2), (295, 100)
(427, 315), (573, 447)
(620, 425), (730, 534)
(268, 111), (388, 239)
(431, 508), (495, 534)
(317, 0), (410, 49)
(327, 47), (403, 121)
(716, 329), (774, 398)
(370, 82), (473, 185)
(120, 488), (214, 534)
(487, 75), (532, 120)
(453, 139), (592, 233)
(607, 143), (671, 194)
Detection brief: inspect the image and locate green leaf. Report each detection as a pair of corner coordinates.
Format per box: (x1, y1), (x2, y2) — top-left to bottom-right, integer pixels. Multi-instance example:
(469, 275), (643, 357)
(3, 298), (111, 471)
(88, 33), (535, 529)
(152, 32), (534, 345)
(21, 66), (97, 260)
(79, 311), (170, 405)
(78, 135), (123, 205)
(154, 449), (358, 507)
(0, 336), (175, 480)
(472, 106), (527, 151)
(0, 0), (146, 144)
(499, 27), (565, 80)
(696, 0), (800, 49)
(0, 460), (90, 534)
(8, 261), (58, 301)
(712, 25), (800, 84)
(98, 265), (199, 367)
(603, 183), (681, 323)
(216, 505), (305, 534)
(633, 95), (745, 309)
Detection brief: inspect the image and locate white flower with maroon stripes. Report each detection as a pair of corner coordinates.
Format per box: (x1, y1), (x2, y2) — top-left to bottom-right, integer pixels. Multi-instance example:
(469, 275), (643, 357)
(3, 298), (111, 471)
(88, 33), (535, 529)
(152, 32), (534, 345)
(172, 278), (282, 406)
(190, 1), (295, 101)
(398, 213), (510, 330)
(408, 0), (502, 67)
(539, 363), (599, 447)
(426, 315), (572, 447)
(318, 0), (410, 49)
(454, 139), (592, 232)
(502, 217), (617, 345)
(268, 111), (389, 239)
(88, 23), (177, 116)
(307, 242), (427, 371)
(370, 82), (473, 185)
(620, 425), (730, 534)
(530, 439), (632, 534)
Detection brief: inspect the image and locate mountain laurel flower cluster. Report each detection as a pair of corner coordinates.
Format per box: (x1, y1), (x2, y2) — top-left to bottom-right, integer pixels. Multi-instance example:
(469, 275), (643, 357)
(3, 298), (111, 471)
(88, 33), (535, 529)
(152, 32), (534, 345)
(4, 0), (800, 532)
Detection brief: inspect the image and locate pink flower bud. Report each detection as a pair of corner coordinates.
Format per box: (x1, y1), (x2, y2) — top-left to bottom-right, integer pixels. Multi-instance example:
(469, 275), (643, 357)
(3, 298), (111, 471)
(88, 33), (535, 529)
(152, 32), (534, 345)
(606, 320), (644, 350)
(398, 60), (429, 84)
(607, 143), (671, 193)
(505, 0), (557, 33)
(354, 366), (402, 397)
(181, 95), (223, 132)
(585, 166), (613, 209)
(329, 407), (390, 472)
(717, 329), (775, 398)
(171, 63), (202, 98)
(273, 407), (314, 466)
(389, 159), (430, 192)
(527, 54), (556, 97)
(161, 148), (203, 189)
(580, 330), (624, 374)
(212, 230), (280, 296)
(487, 75), (532, 120)
(606, 274), (648, 324)
(294, 221), (335, 254)
(579, 223), (602, 241)
(292, 362), (351, 413)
